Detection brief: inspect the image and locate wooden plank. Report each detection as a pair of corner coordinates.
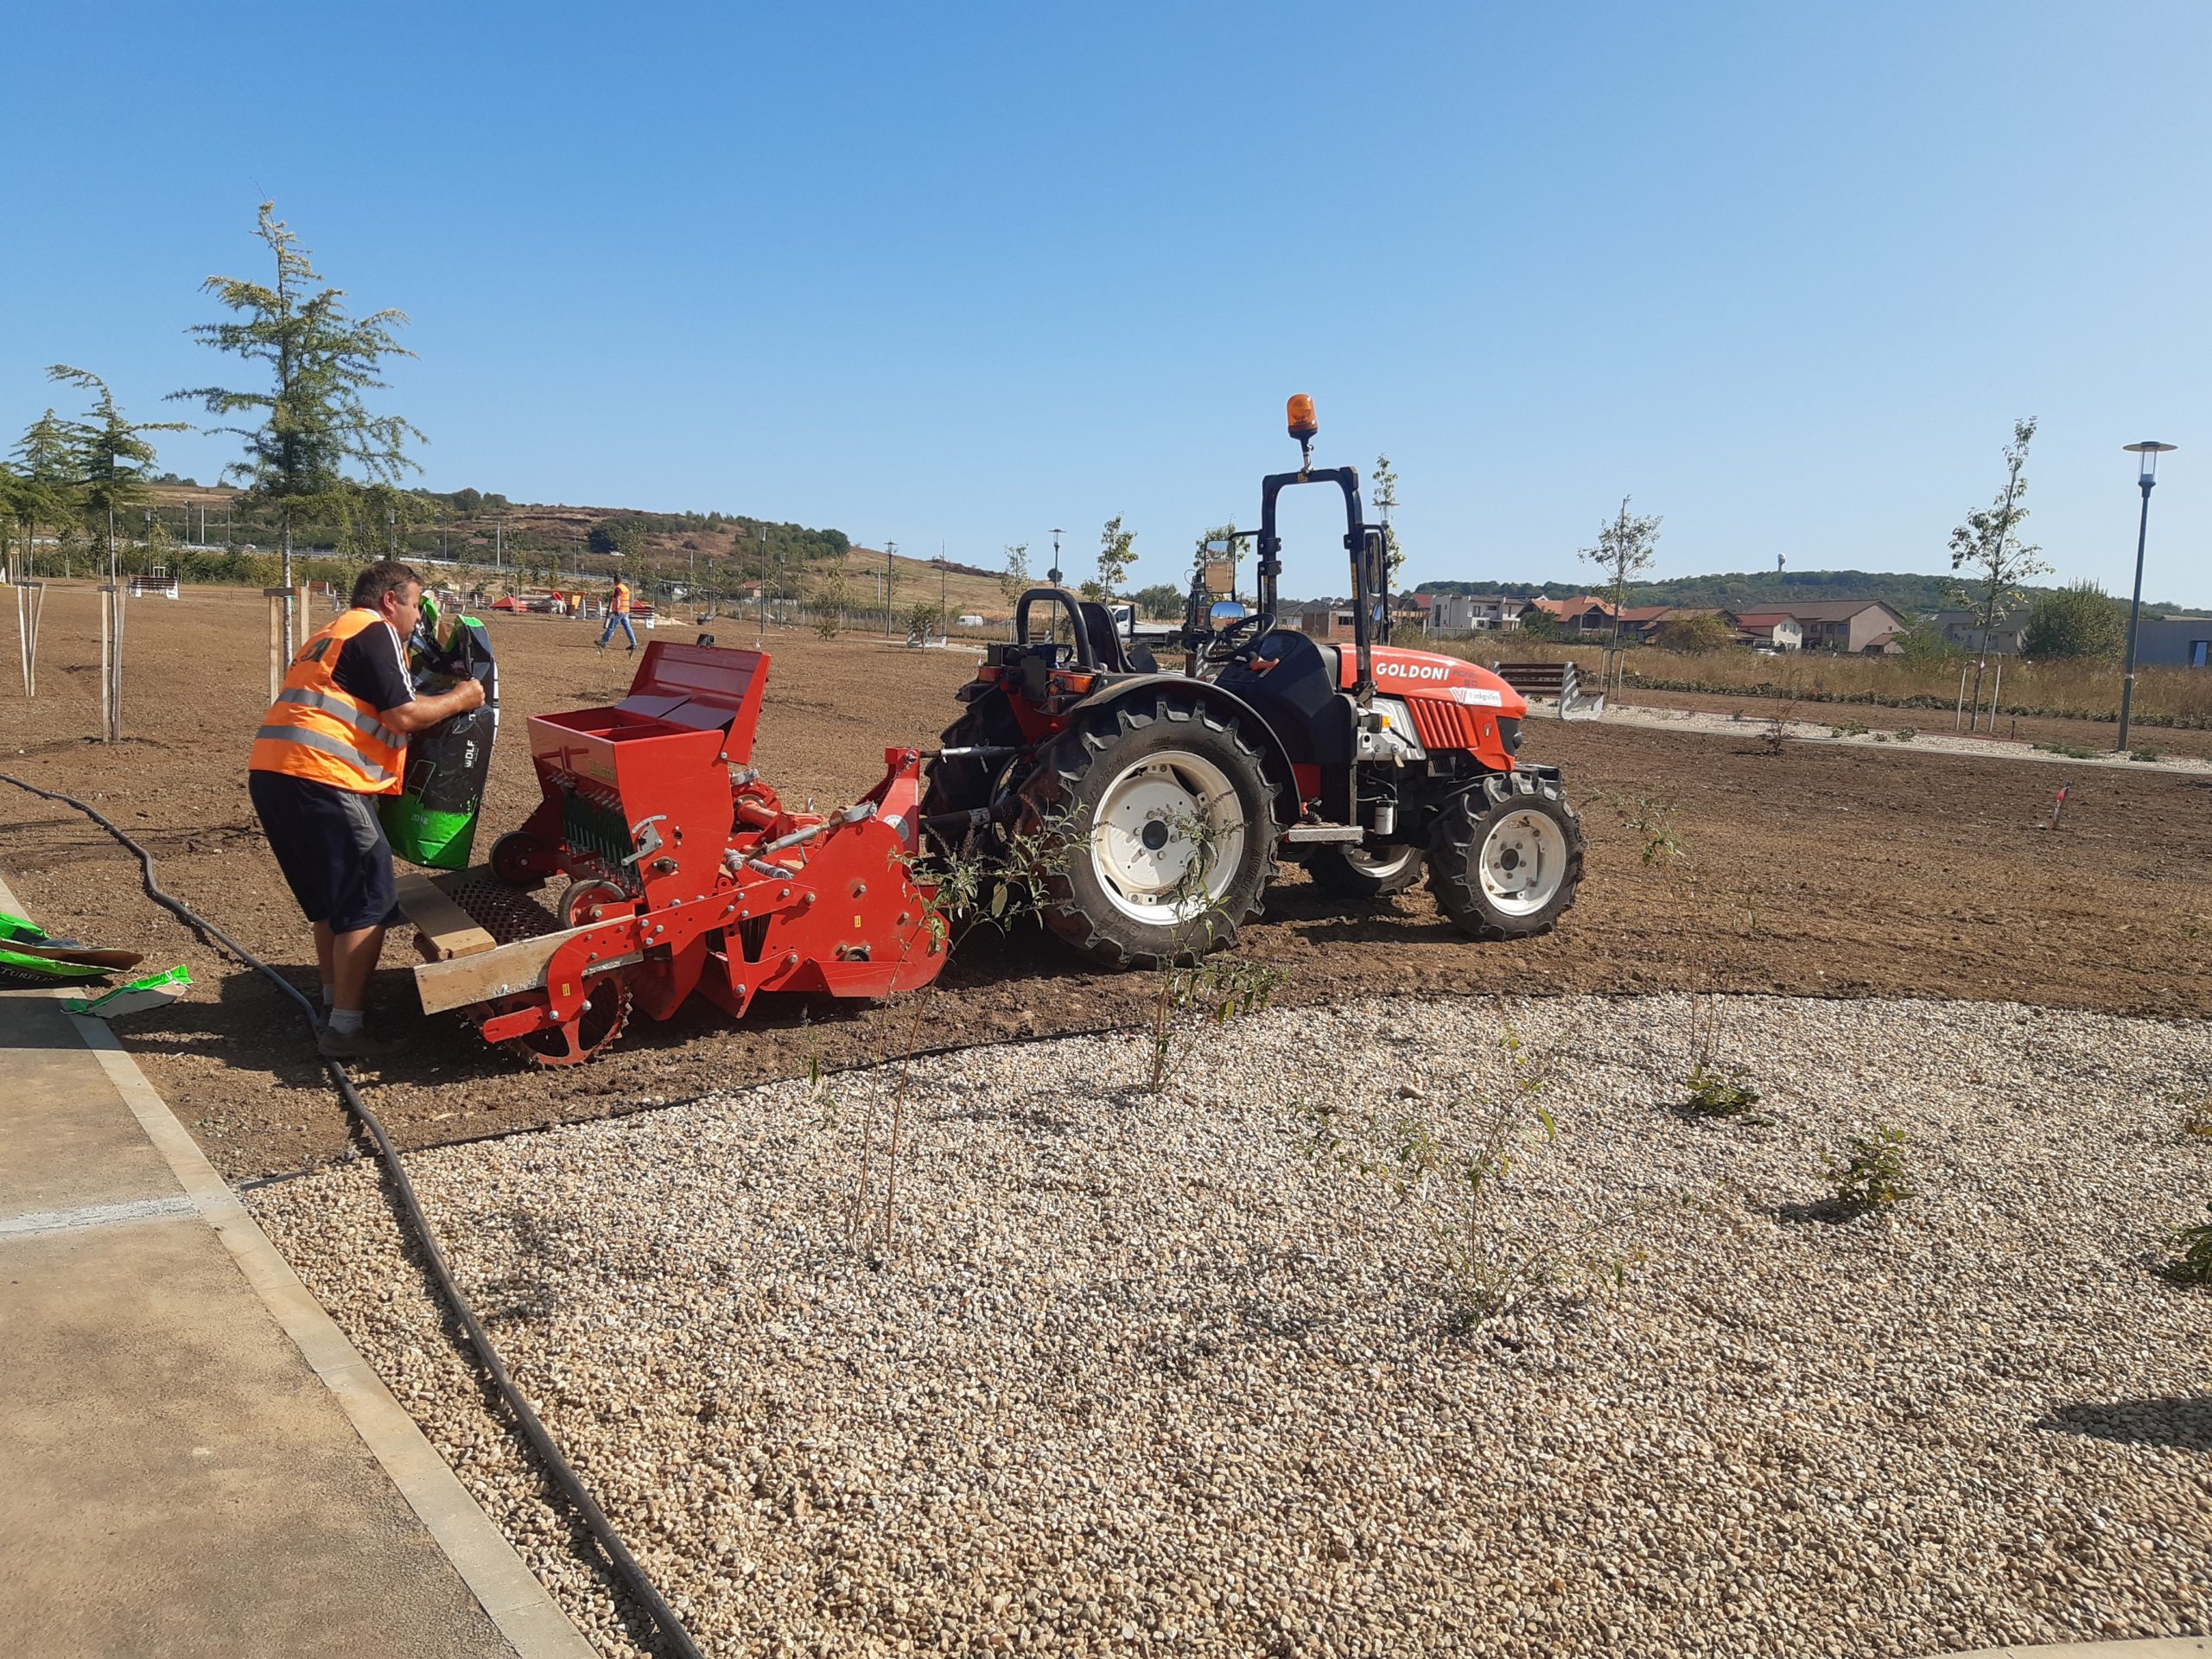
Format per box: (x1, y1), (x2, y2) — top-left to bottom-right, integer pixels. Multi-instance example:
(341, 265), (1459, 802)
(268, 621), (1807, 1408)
(395, 874), (498, 961)
(411, 925), (641, 1015)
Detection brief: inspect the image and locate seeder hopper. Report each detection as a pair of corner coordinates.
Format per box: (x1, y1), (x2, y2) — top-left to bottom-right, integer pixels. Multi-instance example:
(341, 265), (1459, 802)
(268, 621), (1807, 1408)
(398, 640), (944, 1066)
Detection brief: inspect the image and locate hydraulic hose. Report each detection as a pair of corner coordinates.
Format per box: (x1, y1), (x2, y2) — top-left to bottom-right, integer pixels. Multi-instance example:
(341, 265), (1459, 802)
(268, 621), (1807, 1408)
(0, 772), (707, 1659)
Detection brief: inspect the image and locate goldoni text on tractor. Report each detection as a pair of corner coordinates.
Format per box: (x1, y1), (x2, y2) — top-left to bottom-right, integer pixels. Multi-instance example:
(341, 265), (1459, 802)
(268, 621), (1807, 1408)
(918, 395), (1585, 963)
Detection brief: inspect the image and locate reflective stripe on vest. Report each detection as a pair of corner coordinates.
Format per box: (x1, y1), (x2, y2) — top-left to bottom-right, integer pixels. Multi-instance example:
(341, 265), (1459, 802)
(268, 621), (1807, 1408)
(270, 686), (406, 750)
(248, 609), (410, 794)
(251, 723), (400, 786)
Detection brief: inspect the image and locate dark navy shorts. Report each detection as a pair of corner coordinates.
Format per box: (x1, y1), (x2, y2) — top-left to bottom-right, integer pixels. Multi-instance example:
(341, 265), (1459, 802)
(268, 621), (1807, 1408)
(248, 771), (403, 934)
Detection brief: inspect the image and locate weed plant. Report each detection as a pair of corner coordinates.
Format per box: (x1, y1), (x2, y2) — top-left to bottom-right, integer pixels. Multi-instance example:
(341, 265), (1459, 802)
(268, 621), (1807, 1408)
(1140, 810), (1288, 1091)
(844, 817), (1083, 1251)
(1679, 1063), (1768, 1124)
(1825, 1126), (1914, 1214)
(1300, 1025), (1650, 1332)
(2164, 1205), (2212, 1287)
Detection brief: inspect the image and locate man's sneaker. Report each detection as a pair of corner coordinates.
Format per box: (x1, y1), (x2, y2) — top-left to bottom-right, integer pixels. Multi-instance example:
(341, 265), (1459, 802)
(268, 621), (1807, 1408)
(317, 1026), (404, 1061)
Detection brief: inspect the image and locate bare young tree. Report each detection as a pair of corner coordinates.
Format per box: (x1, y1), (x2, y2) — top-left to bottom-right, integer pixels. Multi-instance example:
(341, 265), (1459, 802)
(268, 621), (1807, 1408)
(998, 542), (1029, 607)
(1579, 496), (1662, 639)
(1948, 417), (2045, 725)
(1370, 454), (1403, 588)
(1096, 514), (1136, 601)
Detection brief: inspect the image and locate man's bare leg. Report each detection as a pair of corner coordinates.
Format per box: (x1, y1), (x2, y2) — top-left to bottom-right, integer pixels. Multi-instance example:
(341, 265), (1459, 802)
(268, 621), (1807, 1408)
(328, 923), (387, 1017)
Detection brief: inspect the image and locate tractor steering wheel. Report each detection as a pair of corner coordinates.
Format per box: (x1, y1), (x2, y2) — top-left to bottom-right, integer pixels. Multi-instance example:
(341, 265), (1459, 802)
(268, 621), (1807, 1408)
(1202, 613), (1269, 664)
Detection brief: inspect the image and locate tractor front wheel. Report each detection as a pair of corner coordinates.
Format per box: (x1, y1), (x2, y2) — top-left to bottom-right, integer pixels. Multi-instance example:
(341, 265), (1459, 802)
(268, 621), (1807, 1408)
(1304, 842), (1425, 899)
(1022, 693), (1277, 967)
(1427, 772), (1583, 940)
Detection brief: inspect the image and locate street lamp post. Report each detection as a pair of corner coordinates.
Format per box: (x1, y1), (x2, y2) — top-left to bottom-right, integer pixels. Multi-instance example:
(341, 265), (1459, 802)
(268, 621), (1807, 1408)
(2117, 441), (2177, 753)
(884, 541), (897, 638)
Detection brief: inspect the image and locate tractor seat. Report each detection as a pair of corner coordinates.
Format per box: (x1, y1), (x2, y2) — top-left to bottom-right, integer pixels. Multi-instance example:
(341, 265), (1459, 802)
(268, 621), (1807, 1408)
(1078, 601), (1157, 676)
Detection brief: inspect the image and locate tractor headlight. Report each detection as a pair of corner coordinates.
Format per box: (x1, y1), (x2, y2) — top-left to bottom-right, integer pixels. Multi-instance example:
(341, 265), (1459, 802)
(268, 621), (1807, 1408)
(1498, 716), (1523, 755)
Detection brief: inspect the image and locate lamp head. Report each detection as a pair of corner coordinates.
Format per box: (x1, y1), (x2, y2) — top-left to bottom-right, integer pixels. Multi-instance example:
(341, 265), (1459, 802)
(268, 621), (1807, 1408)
(2124, 440), (2177, 486)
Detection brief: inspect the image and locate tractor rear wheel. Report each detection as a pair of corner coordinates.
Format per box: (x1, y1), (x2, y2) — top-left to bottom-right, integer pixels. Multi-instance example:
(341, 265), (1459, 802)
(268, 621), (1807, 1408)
(1021, 692), (1277, 967)
(1304, 843), (1425, 899)
(1427, 772), (1583, 940)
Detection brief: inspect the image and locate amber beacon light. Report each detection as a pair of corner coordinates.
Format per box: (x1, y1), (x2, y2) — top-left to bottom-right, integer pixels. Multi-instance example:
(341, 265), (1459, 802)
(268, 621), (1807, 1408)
(1286, 394), (1319, 442)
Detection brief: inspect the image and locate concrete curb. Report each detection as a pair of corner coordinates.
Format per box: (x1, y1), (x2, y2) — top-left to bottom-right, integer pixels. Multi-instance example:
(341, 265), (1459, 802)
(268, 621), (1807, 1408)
(0, 869), (595, 1659)
(1941, 1642), (2211, 1658)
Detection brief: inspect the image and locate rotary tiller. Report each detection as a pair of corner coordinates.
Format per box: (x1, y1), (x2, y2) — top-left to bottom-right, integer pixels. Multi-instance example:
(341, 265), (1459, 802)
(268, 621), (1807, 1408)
(399, 640), (945, 1066)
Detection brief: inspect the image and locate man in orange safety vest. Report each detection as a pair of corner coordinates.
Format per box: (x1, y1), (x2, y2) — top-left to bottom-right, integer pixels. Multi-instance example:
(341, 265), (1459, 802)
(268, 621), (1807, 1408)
(248, 560), (486, 1059)
(598, 575), (636, 652)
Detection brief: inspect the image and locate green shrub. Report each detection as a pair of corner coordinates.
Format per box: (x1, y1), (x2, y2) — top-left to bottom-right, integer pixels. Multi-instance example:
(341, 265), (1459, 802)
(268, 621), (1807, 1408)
(2165, 1205), (2212, 1286)
(1679, 1064), (1767, 1123)
(1825, 1126), (1913, 1214)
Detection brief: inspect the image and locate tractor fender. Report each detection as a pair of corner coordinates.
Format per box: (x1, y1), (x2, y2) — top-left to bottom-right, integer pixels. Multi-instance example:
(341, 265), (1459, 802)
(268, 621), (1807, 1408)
(1062, 674), (1303, 824)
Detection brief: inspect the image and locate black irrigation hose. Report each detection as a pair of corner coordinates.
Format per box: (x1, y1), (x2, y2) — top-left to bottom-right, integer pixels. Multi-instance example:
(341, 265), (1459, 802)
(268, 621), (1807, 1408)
(0, 772), (707, 1659)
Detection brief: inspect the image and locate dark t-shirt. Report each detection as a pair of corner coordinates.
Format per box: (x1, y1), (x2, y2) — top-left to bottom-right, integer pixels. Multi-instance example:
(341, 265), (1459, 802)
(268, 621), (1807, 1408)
(329, 614), (415, 714)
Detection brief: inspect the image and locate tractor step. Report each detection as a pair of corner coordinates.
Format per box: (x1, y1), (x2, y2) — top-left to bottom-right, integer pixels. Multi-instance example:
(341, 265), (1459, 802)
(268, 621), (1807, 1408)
(1281, 823), (1366, 845)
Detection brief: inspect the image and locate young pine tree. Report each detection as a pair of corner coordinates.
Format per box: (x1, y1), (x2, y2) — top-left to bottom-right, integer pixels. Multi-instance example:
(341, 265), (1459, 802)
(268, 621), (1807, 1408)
(173, 201), (422, 613)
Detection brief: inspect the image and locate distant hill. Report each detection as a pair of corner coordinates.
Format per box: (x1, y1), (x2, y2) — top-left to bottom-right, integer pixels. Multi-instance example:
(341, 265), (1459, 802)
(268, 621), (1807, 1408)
(1415, 569), (2190, 617)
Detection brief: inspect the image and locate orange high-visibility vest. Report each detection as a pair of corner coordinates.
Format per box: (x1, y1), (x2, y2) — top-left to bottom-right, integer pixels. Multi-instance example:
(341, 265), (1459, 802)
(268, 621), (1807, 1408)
(613, 581), (632, 614)
(249, 609), (409, 794)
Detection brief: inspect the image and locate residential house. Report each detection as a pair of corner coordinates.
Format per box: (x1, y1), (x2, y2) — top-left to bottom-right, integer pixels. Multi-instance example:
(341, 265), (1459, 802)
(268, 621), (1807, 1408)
(1429, 594), (1529, 632)
(1784, 600), (1912, 653)
(1525, 594), (1618, 635)
(1932, 609), (2031, 655)
(1613, 604), (1678, 640)
(1732, 611), (1803, 651)
(1613, 604), (1741, 644)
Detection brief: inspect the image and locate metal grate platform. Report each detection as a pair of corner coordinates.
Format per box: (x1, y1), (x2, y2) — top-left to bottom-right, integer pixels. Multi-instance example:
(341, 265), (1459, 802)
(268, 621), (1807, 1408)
(435, 870), (564, 946)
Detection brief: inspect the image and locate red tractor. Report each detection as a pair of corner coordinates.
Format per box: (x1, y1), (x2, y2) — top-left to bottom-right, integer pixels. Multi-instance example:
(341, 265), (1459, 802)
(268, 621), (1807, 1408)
(920, 397), (1585, 965)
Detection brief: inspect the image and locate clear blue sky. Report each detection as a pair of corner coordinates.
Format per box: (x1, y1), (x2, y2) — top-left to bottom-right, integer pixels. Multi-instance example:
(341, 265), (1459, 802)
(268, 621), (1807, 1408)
(6, 2), (2207, 604)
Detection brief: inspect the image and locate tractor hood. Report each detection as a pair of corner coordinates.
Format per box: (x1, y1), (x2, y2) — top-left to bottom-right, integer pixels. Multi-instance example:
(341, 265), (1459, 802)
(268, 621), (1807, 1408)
(1341, 645), (1529, 721)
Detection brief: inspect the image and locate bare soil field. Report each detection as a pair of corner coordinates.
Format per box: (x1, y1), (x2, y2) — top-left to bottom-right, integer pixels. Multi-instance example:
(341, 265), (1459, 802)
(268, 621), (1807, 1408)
(3, 583), (2209, 1183)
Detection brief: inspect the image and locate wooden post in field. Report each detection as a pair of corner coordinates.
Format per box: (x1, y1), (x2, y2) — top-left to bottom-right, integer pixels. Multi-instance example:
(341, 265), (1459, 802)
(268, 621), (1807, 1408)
(265, 586), (293, 702)
(96, 583), (120, 742)
(14, 580), (42, 698)
(111, 581), (126, 739)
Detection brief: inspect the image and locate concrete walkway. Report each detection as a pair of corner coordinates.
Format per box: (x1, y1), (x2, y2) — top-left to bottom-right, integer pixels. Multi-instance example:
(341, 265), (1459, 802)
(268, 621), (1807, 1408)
(0, 878), (594, 1659)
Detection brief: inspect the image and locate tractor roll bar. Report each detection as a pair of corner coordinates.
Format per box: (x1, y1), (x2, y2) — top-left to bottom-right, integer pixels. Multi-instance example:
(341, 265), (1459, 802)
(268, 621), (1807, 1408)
(1257, 466), (1378, 697)
(1012, 586), (1098, 669)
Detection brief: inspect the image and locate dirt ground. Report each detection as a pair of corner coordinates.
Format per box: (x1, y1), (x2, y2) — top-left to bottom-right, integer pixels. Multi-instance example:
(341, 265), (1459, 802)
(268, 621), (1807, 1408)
(3, 582), (2208, 1183)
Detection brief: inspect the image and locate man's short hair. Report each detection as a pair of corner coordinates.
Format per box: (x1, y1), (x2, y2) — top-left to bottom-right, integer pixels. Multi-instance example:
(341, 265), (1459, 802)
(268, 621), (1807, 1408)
(352, 561), (423, 609)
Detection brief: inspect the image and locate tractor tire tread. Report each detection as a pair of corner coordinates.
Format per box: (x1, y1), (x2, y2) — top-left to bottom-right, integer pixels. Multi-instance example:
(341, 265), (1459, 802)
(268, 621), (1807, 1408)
(1425, 770), (1585, 942)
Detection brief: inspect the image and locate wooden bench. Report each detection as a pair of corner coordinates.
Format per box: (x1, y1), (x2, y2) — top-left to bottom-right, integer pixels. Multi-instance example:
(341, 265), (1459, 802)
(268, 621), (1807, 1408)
(1492, 660), (1605, 720)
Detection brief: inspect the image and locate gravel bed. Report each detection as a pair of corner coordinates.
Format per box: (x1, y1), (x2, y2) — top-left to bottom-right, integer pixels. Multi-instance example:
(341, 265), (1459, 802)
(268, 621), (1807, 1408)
(1592, 702), (2212, 773)
(248, 994), (2212, 1658)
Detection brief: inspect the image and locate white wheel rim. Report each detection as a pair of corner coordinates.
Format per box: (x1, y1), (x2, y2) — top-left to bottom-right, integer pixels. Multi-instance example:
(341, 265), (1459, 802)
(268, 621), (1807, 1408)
(1478, 809), (1568, 916)
(1345, 846), (1419, 880)
(1089, 751), (1246, 925)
